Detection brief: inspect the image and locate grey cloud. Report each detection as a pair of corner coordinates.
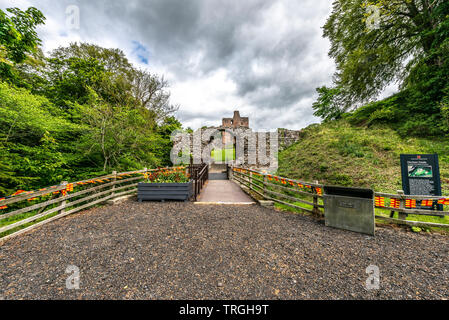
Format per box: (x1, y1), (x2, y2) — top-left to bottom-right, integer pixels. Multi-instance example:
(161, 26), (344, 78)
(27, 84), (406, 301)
(8, 0), (335, 130)
(177, 109), (221, 123)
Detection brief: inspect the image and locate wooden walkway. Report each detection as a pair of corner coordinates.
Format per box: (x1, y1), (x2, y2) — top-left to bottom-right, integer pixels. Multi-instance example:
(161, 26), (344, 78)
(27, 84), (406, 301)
(196, 180), (254, 204)
(196, 164), (254, 205)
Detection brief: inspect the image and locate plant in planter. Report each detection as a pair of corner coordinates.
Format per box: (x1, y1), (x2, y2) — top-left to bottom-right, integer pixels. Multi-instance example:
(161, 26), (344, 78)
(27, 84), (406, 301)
(145, 170), (190, 183)
(138, 168), (193, 202)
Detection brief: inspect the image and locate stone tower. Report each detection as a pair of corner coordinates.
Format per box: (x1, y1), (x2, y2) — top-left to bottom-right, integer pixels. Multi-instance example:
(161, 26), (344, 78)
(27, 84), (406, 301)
(222, 110), (249, 129)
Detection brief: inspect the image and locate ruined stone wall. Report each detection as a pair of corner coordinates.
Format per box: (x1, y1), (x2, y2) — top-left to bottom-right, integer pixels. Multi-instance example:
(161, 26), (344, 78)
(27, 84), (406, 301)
(232, 111), (241, 128)
(240, 117), (249, 128)
(278, 128), (303, 151)
(221, 111), (249, 129)
(172, 125), (302, 172)
(222, 118), (232, 127)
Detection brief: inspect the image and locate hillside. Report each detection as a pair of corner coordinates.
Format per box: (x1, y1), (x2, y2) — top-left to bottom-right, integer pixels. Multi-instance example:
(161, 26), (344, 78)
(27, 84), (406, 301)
(277, 120), (449, 195)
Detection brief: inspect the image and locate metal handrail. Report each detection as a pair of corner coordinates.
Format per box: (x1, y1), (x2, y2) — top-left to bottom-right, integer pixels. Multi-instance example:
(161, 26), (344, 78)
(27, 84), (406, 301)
(189, 162), (209, 201)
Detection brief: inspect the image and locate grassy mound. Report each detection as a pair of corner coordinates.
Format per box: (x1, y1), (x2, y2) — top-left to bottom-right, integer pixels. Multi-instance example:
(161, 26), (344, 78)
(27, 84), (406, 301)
(277, 120), (449, 195)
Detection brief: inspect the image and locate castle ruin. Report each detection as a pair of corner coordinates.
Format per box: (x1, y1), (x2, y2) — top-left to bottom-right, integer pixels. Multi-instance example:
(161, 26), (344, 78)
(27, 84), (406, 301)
(221, 111), (249, 129)
(217, 110), (303, 169)
(173, 110), (303, 171)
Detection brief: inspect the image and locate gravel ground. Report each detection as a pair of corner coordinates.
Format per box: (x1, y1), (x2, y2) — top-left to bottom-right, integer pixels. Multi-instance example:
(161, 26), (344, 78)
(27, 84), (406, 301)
(0, 199), (447, 300)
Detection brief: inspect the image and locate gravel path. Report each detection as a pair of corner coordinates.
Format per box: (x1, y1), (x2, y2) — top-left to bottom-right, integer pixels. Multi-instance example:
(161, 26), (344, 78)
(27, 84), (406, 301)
(0, 200), (447, 300)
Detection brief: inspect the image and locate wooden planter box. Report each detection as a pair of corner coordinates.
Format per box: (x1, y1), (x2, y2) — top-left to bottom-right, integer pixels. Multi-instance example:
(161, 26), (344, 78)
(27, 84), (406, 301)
(137, 182), (193, 202)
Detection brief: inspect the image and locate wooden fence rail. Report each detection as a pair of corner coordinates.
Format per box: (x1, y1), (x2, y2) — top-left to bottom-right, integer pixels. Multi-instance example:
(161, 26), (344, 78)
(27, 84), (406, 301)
(372, 190), (449, 228)
(230, 166), (449, 229)
(0, 166), (186, 244)
(230, 167), (324, 216)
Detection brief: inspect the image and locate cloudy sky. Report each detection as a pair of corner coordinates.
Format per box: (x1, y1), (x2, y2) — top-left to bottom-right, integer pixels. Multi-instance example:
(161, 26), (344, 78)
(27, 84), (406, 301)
(1, 0), (378, 130)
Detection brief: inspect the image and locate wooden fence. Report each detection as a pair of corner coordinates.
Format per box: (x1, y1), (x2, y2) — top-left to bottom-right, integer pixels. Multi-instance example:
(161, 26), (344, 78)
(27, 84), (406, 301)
(373, 191), (449, 228)
(231, 167), (324, 216)
(0, 166), (186, 244)
(230, 166), (449, 229)
(2, 164), (448, 244)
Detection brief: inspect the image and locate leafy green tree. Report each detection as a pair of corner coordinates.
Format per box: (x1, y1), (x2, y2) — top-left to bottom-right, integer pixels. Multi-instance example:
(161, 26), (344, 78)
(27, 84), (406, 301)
(0, 82), (76, 144)
(440, 90), (449, 129)
(312, 86), (346, 121)
(0, 81), (81, 194)
(0, 144), (22, 196)
(45, 56), (108, 111)
(0, 8), (183, 194)
(50, 43), (134, 78)
(11, 132), (67, 187)
(47, 43), (136, 107)
(156, 116), (183, 165)
(320, 0), (449, 112)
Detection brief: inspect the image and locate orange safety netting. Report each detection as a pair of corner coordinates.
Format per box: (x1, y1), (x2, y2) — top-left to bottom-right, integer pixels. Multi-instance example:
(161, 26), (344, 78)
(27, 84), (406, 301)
(390, 198), (400, 209)
(405, 199), (417, 208)
(421, 200), (434, 207)
(375, 196), (385, 207)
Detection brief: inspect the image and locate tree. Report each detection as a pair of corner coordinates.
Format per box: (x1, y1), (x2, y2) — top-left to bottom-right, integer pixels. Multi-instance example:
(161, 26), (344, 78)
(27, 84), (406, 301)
(77, 88), (175, 171)
(42, 43), (178, 124)
(47, 43), (136, 107)
(312, 86), (346, 121)
(0, 81), (81, 193)
(78, 90), (126, 171)
(156, 116), (183, 165)
(321, 0), (449, 110)
(0, 144), (22, 196)
(131, 69), (179, 124)
(440, 89), (449, 129)
(0, 8), (183, 193)
(50, 43), (134, 77)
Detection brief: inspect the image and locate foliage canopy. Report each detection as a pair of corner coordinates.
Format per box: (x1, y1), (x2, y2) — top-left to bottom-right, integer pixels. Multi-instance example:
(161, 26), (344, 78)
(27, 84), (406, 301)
(313, 0), (449, 137)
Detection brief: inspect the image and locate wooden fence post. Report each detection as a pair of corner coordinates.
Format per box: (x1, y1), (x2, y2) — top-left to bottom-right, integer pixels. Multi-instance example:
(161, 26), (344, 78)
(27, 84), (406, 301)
(111, 171), (117, 197)
(249, 171), (253, 188)
(58, 181), (68, 215)
(398, 190), (407, 221)
(263, 174), (268, 200)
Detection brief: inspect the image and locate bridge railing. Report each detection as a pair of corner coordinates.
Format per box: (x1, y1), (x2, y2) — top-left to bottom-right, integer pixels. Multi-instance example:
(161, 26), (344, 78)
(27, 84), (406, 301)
(230, 167), (324, 216)
(230, 166), (449, 229)
(189, 162), (209, 201)
(0, 166), (186, 243)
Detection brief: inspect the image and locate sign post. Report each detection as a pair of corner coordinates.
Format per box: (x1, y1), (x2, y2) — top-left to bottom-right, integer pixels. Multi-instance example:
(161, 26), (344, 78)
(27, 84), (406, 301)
(400, 154), (442, 211)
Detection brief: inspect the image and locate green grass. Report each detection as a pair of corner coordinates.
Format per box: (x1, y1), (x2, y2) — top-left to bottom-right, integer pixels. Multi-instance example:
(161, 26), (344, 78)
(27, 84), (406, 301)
(375, 208), (449, 228)
(276, 120), (449, 229)
(278, 120), (449, 194)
